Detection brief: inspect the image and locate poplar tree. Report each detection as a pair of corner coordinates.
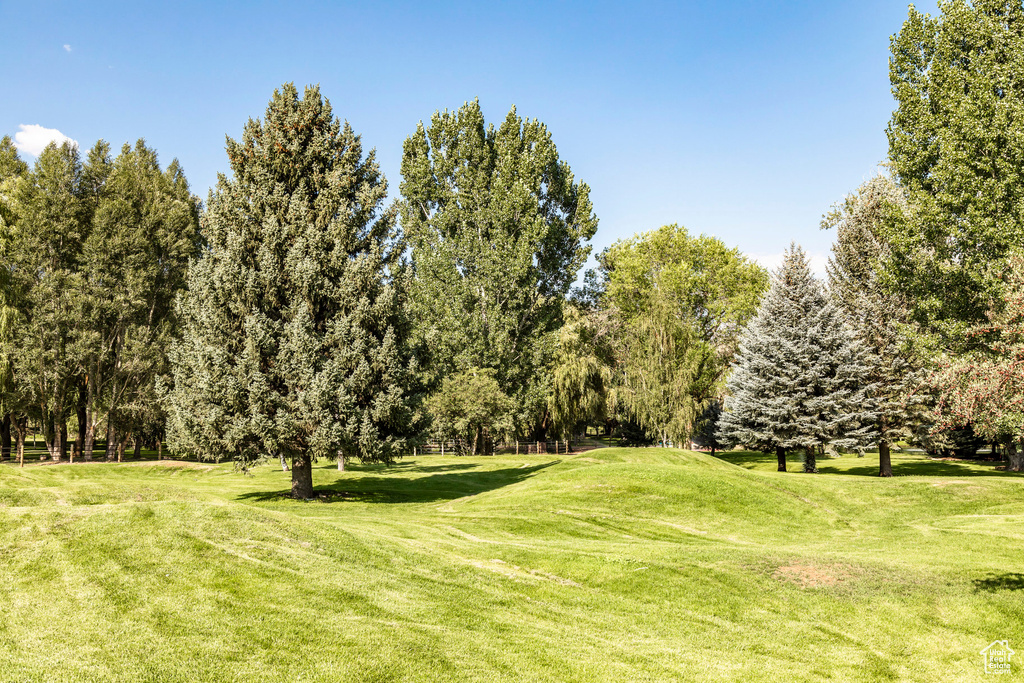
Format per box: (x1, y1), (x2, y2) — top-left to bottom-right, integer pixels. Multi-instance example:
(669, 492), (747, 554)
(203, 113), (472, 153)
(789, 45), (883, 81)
(718, 245), (875, 472)
(0, 136), (28, 461)
(167, 84), (416, 498)
(824, 176), (929, 476)
(400, 100), (598, 434)
(886, 0), (1024, 343)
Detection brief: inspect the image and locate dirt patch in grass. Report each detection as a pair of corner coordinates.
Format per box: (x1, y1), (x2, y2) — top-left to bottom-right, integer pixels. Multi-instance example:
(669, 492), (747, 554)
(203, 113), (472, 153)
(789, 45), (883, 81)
(773, 562), (855, 589)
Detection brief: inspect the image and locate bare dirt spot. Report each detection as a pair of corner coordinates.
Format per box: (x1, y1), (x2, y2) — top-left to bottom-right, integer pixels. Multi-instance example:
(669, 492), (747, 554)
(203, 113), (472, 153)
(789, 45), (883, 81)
(773, 563), (854, 589)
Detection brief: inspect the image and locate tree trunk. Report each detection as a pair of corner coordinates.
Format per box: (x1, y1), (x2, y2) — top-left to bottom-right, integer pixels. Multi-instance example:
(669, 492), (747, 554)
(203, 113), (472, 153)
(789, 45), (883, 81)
(75, 382), (86, 462)
(53, 418), (64, 463)
(776, 446), (786, 472)
(1, 414), (10, 461)
(803, 446), (818, 473)
(1008, 441), (1024, 472)
(291, 454), (313, 499)
(878, 439), (893, 477)
(133, 437), (142, 460)
(83, 419), (95, 462)
(14, 417), (25, 468)
(337, 451), (345, 471)
(105, 423), (117, 461)
(44, 412), (55, 459)
(279, 453), (288, 471)
(117, 433), (128, 463)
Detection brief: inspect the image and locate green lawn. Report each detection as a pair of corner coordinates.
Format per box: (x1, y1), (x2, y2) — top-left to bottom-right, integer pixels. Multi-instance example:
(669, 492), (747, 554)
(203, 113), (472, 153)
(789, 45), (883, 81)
(0, 448), (1021, 682)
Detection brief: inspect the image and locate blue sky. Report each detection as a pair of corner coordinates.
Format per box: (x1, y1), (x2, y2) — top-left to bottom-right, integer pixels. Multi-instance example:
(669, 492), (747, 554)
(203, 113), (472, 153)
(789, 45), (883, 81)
(1, 0), (938, 275)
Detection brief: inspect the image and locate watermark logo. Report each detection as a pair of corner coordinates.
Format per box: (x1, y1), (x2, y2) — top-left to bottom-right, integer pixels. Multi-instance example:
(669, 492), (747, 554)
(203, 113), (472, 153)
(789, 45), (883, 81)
(981, 640), (1014, 675)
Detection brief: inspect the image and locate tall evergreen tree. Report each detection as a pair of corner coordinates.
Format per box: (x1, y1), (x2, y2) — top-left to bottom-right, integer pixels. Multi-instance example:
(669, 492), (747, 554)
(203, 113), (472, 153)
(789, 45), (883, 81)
(400, 100), (598, 435)
(10, 141), (93, 461)
(718, 244), (874, 472)
(167, 84), (416, 498)
(824, 176), (930, 476)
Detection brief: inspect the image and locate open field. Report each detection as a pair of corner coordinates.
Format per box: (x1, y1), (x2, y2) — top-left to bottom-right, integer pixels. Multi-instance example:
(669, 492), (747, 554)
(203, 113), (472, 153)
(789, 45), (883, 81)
(0, 448), (1021, 682)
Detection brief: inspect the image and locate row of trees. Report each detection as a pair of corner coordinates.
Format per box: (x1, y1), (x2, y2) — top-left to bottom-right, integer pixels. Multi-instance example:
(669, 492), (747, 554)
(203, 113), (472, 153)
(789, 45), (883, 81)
(714, 0), (1024, 475)
(4, 1), (1022, 491)
(0, 136), (199, 464)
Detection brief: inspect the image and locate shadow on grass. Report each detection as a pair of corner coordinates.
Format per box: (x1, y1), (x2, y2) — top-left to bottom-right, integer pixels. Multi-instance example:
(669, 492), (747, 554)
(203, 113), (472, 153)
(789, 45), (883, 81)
(237, 461), (560, 504)
(974, 573), (1024, 592)
(714, 450), (1017, 478)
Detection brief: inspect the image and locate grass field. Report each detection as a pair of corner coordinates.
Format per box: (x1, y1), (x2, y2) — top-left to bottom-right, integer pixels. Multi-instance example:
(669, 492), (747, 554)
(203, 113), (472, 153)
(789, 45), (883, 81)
(0, 448), (1021, 682)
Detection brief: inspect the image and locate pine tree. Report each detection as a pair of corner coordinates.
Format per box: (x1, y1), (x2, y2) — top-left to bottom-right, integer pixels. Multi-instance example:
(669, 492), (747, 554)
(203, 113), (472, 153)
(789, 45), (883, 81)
(10, 141), (93, 461)
(718, 244), (875, 472)
(167, 84), (416, 498)
(824, 175), (929, 476)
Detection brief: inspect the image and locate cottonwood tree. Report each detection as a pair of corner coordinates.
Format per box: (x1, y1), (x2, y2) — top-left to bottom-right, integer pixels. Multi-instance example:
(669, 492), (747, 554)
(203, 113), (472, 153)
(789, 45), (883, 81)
(426, 368), (513, 455)
(168, 84), (417, 498)
(400, 100), (598, 435)
(824, 175), (930, 476)
(600, 225), (766, 445)
(718, 244), (875, 472)
(886, 0), (1024, 344)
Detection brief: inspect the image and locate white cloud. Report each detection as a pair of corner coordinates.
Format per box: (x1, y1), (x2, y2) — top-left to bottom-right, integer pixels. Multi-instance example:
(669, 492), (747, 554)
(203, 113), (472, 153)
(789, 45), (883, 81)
(751, 250), (829, 278)
(13, 124), (78, 157)
(63, 44), (72, 52)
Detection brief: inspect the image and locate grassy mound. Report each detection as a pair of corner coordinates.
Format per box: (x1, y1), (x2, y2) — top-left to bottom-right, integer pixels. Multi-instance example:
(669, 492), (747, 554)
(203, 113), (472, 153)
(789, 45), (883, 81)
(0, 448), (1021, 681)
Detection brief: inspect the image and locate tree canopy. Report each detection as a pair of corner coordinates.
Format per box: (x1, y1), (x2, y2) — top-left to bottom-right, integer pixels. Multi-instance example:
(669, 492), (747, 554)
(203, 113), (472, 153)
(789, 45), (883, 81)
(400, 100), (598, 435)
(885, 0), (1024, 343)
(167, 84), (417, 497)
(600, 224), (766, 445)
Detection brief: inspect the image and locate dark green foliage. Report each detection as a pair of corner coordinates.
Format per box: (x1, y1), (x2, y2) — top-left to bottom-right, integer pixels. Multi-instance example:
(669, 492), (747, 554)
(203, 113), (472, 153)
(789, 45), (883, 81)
(885, 0), (1024, 344)
(167, 84), (417, 496)
(692, 400), (724, 454)
(78, 140), (200, 459)
(9, 141), (94, 459)
(400, 100), (598, 433)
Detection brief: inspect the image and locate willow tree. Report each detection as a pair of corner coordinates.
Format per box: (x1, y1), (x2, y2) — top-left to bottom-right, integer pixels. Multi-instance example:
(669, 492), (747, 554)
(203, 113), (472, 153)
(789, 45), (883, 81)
(600, 225), (766, 445)
(167, 84), (416, 498)
(400, 100), (598, 435)
(547, 305), (615, 441)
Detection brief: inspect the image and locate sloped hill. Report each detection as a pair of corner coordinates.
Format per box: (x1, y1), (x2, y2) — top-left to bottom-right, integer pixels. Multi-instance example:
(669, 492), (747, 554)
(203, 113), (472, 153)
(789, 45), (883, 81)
(0, 449), (1021, 682)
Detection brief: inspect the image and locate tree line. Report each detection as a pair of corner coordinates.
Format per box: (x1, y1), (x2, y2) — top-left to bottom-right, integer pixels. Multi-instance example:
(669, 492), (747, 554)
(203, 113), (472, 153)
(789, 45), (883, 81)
(2, 1), (1022, 495)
